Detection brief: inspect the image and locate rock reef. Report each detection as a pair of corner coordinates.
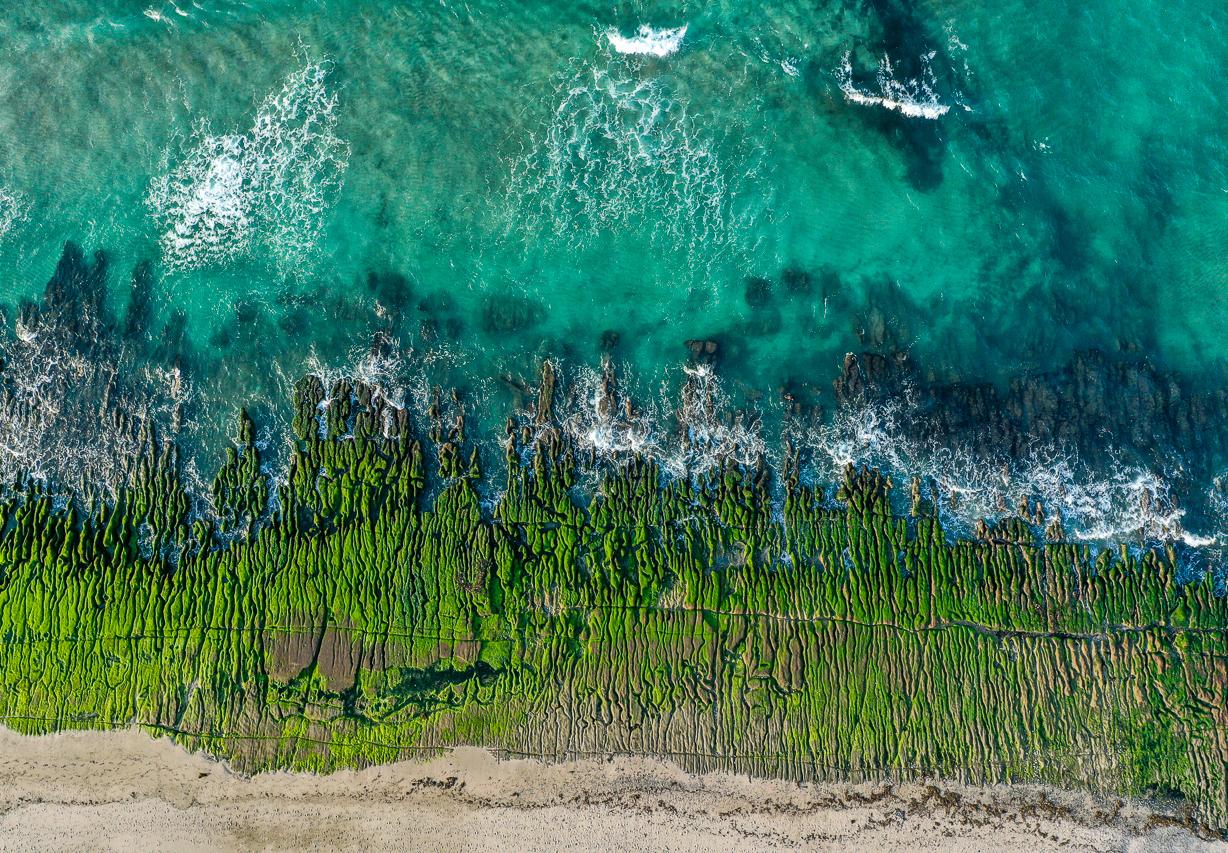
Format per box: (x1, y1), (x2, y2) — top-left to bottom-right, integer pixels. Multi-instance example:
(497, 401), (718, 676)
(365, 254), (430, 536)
(0, 366), (1225, 838)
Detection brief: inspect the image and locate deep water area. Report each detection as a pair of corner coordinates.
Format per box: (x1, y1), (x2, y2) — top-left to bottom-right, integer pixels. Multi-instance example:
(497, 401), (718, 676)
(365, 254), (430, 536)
(2, 0), (1228, 565)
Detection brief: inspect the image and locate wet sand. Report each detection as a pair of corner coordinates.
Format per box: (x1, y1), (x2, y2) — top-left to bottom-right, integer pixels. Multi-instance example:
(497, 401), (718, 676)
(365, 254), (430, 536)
(0, 728), (1219, 852)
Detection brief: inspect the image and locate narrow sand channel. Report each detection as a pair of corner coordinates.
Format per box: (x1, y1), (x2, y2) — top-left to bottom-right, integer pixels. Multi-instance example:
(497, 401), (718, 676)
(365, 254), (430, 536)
(0, 729), (1219, 852)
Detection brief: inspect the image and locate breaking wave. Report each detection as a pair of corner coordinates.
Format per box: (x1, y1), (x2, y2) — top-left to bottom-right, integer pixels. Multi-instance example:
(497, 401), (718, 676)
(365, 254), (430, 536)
(509, 360), (1219, 552)
(605, 24), (688, 57)
(793, 393), (1216, 549)
(0, 186), (28, 242)
(546, 360), (1225, 551)
(665, 363), (766, 477)
(147, 57), (349, 275)
(148, 132), (251, 269)
(247, 59), (350, 272)
(554, 361), (764, 479)
(299, 334), (471, 433)
(561, 360), (659, 460)
(0, 317), (190, 502)
(302, 343), (413, 415)
(0, 292), (1216, 557)
(509, 53), (758, 276)
(835, 50), (959, 120)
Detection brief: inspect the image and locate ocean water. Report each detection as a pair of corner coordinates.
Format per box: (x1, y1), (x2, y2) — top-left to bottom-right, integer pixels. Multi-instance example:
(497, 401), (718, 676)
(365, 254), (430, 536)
(2, 0), (1228, 560)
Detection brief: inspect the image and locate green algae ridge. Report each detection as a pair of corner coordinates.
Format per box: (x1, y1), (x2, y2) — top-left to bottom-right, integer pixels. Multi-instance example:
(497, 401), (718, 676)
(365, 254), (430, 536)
(0, 368), (1225, 833)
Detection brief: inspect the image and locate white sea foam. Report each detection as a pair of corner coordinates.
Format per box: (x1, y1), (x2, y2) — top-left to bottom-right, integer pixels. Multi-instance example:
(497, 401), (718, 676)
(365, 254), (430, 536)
(302, 344), (412, 421)
(1200, 477), (1228, 559)
(510, 59), (759, 277)
(745, 33), (802, 80)
(835, 51), (956, 120)
(561, 362), (659, 460)
(525, 361), (765, 482)
(148, 57), (349, 275)
(662, 364), (766, 478)
(605, 24), (688, 58)
(792, 393), (1215, 548)
(0, 186), (28, 242)
(247, 60), (350, 273)
(0, 322), (191, 501)
(148, 131), (253, 269)
(554, 360), (1204, 547)
(299, 335), (470, 441)
(278, 356), (1226, 553)
(944, 22), (970, 56)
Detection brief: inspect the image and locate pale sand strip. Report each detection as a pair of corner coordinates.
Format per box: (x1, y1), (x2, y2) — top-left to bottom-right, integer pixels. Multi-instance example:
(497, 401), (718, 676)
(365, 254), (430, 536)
(0, 728), (1219, 852)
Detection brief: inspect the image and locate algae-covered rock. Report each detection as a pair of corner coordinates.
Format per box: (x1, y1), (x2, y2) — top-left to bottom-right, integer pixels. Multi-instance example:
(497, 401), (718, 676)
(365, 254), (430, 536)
(0, 374), (1225, 837)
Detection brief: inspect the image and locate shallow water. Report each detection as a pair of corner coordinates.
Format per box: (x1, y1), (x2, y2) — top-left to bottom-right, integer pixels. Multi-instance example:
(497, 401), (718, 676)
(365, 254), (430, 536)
(2, 0), (1228, 560)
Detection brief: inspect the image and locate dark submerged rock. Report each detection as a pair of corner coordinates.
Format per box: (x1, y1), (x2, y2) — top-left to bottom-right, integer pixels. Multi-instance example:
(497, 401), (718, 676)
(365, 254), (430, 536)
(744, 276), (773, 309)
(481, 293), (544, 334)
(366, 271), (413, 311)
(833, 344), (1228, 489)
(684, 338), (720, 364)
(123, 260), (156, 342)
(781, 267), (813, 296)
(31, 241), (114, 343)
(155, 309), (189, 365)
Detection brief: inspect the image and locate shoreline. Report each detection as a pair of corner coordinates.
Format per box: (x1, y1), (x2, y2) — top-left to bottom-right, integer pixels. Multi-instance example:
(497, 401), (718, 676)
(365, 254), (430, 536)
(0, 728), (1218, 852)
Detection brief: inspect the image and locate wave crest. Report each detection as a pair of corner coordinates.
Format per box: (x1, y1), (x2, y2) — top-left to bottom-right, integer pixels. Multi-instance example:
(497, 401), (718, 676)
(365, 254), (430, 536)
(0, 321), (190, 501)
(835, 51), (956, 120)
(148, 132), (251, 269)
(509, 60), (759, 277)
(605, 24), (688, 58)
(561, 361), (659, 460)
(0, 186), (28, 243)
(794, 394), (1211, 547)
(147, 57), (349, 275)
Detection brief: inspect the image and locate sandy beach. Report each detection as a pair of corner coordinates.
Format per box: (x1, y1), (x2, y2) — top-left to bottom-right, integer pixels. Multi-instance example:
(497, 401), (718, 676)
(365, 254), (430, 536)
(0, 728), (1219, 852)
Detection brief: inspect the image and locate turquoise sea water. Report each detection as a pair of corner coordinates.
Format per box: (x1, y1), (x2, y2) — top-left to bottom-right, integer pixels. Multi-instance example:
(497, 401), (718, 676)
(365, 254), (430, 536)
(2, 1), (1228, 556)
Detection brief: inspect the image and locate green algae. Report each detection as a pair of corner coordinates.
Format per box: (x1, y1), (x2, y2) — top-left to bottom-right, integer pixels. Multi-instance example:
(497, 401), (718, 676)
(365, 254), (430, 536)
(0, 369), (1225, 832)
